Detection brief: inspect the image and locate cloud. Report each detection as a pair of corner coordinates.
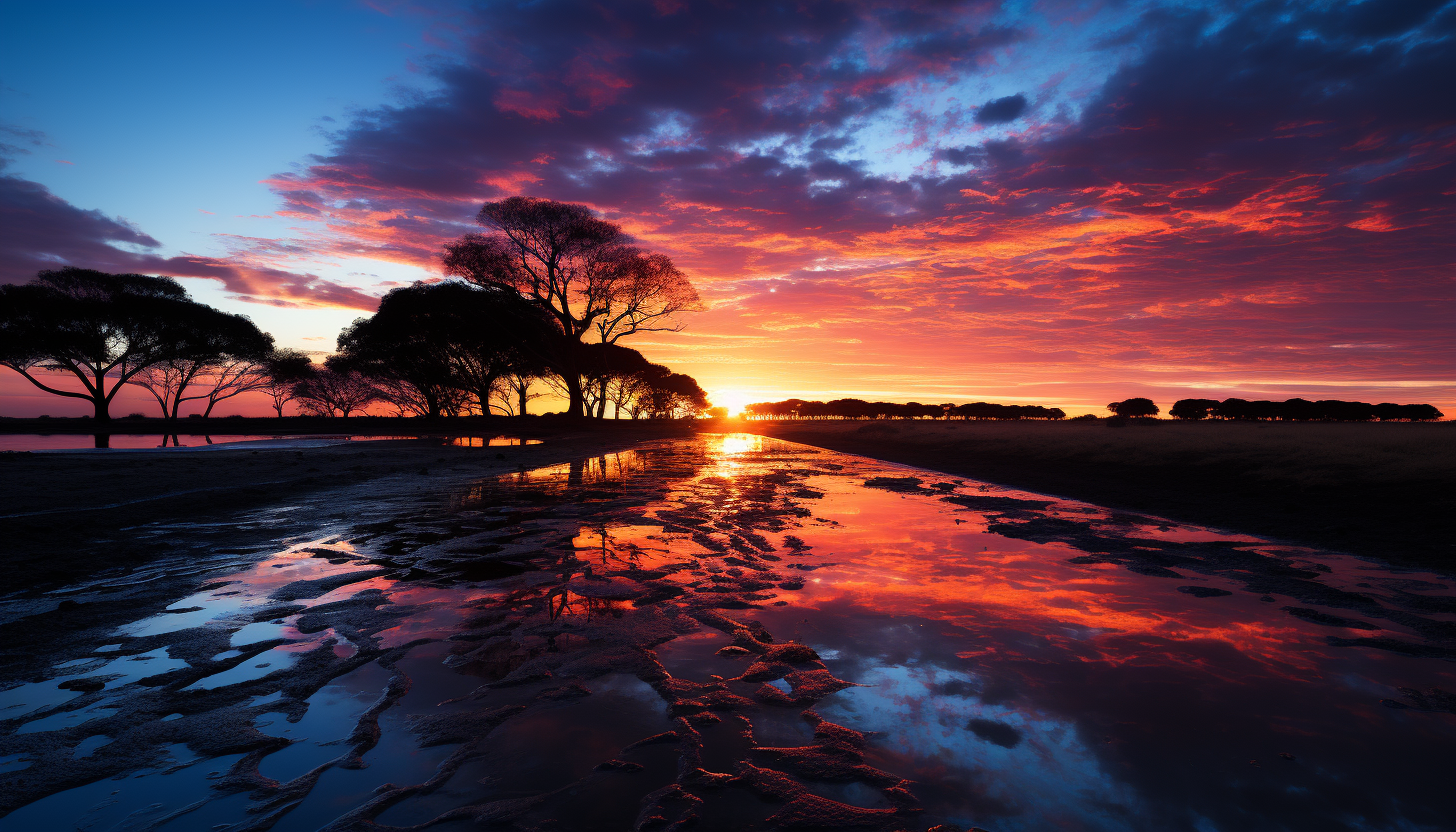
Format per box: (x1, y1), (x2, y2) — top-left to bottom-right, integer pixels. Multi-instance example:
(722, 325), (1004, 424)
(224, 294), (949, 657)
(66, 0), (1455, 406)
(974, 93), (1027, 124)
(0, 154), (379, 310)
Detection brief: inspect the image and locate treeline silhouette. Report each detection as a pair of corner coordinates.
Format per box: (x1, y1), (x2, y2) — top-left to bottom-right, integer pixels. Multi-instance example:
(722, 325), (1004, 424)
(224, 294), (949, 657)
(0, 198), (710, 430)
(743, 396), (1443, 422)
(1170, 398), (1443, 421)
(743, 399), (1067, 420)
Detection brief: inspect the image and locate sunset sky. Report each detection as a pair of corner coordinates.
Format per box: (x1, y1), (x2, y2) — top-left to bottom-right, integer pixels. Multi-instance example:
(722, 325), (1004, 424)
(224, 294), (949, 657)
(3, 0), (1453, 417)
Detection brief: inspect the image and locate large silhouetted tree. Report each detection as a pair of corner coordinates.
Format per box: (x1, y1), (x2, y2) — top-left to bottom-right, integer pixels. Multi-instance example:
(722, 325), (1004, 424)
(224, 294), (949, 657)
(333, 281), (557, 417)
(0, 268), (229, 423)
(1107, 398), (1160, 418)
(126, 307), (273, 420)
(441, 196), (698, 416)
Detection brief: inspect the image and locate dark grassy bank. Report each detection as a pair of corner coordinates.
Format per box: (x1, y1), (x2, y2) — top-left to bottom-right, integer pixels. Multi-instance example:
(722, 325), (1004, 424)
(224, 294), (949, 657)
(747, 419), (1456, 572)
(0, 421), (694, 589)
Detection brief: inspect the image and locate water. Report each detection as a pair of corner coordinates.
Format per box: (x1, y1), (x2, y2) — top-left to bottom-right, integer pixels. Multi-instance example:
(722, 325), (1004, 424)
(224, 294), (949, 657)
(0, 434), (543, 451)
(0, 434), (1450, 831)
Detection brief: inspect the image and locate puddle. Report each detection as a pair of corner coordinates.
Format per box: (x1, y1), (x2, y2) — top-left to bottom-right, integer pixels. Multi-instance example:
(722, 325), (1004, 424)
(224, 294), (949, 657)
(2, 434), (1453, 831)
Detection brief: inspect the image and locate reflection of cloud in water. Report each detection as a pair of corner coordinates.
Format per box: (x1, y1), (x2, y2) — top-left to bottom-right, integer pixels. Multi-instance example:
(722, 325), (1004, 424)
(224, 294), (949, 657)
(4, 434), (1455, 831)
(818, 663), (1145, 830)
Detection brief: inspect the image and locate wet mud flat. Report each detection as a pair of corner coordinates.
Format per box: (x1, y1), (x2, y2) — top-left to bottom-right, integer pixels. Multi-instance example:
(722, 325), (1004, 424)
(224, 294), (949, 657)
(750, 419), (1456, 570)
(0, 426), (689, 588)
(1, 435), (1453, 831)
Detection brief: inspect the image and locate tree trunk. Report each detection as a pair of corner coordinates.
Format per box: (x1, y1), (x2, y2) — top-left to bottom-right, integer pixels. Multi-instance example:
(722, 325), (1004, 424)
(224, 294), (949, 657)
(565, 374), (586, 418)
(518, 378), (528, 416)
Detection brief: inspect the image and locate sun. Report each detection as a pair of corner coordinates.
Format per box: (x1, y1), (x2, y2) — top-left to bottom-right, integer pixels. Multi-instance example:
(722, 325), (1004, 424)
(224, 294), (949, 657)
(710, 389), (756, 417)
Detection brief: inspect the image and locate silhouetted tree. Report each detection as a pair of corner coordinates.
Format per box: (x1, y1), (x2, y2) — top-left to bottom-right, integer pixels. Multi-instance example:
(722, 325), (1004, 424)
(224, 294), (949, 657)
(126, 306), (273, 420)
(633, 366), (710, 419)
(261, 349), (315, 417)
(575, 342), (653, 418)
(1171, 396), (1440, 421)
(294, 367), (378, 417)
(491, 371), (544, 416)
(1169, 398), (1219, 420)
(0, 268), (220, 423)
(333, 281), (556, 417)
(1107, 398), (1160, 418)
(441, 196), (699, 416)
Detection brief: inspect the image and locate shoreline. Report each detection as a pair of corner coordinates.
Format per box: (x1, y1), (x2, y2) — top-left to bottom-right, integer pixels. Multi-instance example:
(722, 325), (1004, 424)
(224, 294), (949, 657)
(0, 424), (694, 589)
(744, 420), (1456, 573)
(6, 418), (1453, 585)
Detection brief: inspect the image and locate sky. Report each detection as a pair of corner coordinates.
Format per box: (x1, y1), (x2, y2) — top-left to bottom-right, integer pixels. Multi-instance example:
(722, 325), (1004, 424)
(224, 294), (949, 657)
(2, 0), (1454, 418)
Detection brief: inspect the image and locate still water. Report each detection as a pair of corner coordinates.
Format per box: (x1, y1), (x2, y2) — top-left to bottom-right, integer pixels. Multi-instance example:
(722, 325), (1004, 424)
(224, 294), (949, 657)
(0, 434), (1450, 831)
(0, 434), (543, 451)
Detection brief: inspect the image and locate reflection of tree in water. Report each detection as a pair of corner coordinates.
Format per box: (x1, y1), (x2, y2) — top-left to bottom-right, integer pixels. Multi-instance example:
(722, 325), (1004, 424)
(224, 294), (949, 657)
(7, 436), (1456, 831)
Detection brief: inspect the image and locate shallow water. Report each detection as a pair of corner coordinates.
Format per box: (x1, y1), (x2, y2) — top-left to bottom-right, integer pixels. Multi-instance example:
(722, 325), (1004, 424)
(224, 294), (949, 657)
(1, 434), (1452, 831)
(0, 434), (542, 451)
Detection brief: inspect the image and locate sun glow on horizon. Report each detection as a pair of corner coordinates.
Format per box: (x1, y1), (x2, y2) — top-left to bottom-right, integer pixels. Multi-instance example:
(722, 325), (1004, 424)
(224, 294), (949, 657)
(709, 389), (755, 417)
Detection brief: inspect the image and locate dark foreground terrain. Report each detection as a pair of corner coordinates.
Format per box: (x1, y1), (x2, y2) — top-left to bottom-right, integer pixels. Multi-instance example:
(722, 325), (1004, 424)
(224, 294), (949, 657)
(1, 434), (1452, 831)
(749, 420), (1456, 572)
(0, 421), (692, 589)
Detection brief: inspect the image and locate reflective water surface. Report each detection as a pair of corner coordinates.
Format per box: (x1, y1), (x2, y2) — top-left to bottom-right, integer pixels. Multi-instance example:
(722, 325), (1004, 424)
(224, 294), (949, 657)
(0, 434), (1451, 831)
(0, 434), (542, 451)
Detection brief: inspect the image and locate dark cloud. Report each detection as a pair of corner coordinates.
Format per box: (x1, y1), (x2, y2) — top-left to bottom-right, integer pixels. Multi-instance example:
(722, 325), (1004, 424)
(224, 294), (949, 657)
(0, 156), (378, 309)
(0, 159), (162, 284)
(973, 93), (1026, 124)
(258, 0), (1455, 388)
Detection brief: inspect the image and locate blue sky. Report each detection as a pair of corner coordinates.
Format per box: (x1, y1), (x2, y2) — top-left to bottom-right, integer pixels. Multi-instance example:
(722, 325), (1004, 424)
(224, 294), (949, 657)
(1, 1), (453, 345)
(3, 0), (1453, 417)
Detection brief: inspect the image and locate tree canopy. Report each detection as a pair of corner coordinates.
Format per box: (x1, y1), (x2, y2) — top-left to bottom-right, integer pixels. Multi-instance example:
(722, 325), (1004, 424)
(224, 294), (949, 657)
(332, 280), (558, 417)
(1106, 398), (1160, 418)
(1170, 397), (1443, 421)
(126, 304), (274, 420)
(441, 196), (698, 416)
(0, 267), (244, 421)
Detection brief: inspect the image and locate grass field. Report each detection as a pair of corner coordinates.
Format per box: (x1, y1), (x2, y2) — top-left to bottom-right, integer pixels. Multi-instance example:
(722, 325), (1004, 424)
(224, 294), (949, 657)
(744, 419), (1456, 570)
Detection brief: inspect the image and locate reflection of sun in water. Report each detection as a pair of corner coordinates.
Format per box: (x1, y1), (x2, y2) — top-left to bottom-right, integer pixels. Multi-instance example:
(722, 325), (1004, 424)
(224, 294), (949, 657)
(710, 433), (761, 478)
(717, 433), (758, 457)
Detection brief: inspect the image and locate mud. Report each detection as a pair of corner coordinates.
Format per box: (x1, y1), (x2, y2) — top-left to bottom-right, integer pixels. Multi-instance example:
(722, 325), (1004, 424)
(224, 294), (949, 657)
(2, 435), (1454, 831)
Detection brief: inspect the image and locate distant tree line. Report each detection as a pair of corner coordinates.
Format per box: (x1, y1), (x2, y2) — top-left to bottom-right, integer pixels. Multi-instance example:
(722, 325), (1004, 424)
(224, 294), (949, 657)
(743, 399), (1066, 420)
(1169, 398), (1443, 421)
(0, 198), (710, 422)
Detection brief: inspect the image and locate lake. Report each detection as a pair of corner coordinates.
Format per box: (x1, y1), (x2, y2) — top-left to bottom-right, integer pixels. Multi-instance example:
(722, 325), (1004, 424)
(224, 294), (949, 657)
(0, 434), (1450, 831)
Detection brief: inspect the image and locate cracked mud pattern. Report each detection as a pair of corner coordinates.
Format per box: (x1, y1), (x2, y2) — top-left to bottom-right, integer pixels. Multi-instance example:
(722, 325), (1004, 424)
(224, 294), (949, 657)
(2, 434), (1454, 831)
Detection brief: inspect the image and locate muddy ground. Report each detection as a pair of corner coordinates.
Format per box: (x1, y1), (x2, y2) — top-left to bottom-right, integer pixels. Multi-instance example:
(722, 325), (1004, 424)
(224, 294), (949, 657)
(747, 420), (1456, 572)
(2, 435), (1453, 831)
(0, 424), (693, 589)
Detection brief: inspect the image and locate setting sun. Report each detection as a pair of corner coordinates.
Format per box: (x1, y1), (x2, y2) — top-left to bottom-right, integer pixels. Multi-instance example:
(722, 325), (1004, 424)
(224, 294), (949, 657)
(1, 3), (1452, 828)
(709, 389), (754, 417)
